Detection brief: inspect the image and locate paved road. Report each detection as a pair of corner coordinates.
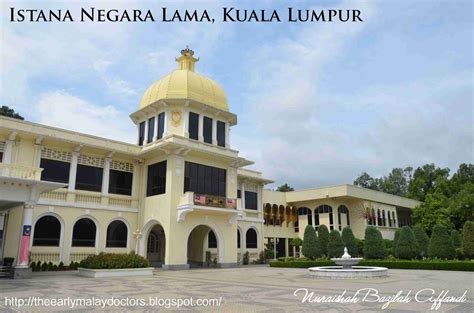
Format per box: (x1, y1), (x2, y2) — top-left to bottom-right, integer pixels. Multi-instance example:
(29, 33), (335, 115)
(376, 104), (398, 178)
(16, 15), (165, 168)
(0, 266), (472, 312)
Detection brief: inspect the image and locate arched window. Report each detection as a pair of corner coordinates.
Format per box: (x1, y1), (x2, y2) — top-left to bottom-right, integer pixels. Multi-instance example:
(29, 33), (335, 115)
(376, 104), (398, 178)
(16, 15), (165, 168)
(371, 208), (376, 225)
(315, 205), (333, 230)
(337, 205), (350, 230)
(392, 211), (397, 227)
(237, 229), (241, 249)
(72, 218), (96, 247)
(246, 228), (257, 249)
(208, 230), (217, 248)
(382, 210), (386, 227)
(33, 215), (61, 246)
(297, 207), (313, 226)
(106, 220), (127, 248)
(388, 211), (392, 227)
(377, 209), (382, 226)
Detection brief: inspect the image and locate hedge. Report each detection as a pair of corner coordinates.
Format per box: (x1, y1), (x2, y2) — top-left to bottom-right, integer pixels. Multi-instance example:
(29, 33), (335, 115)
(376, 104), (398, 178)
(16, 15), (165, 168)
(428, 224), (455, 259)
(302, 224), (321, 259)
(395, 226), (419, 260)
(463, 221), (474, 259)
(364, 226), (386, 259)
(79, 252), (149, 269)
(327, 230), (344, 258)
(318, 225), (329, 256)
(269, 260), (474, 271)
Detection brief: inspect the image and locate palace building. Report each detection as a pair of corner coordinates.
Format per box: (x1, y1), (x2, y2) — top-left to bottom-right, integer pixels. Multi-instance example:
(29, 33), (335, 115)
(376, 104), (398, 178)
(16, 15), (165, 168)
(0, 48), (420, 277)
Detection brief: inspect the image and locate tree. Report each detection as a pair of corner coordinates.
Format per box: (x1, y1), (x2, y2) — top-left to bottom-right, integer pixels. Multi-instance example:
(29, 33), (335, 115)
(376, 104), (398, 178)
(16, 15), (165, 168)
(354, 172), (376, 189)
(395, 226), (419, 260)
(327, 230), (344, 258)
(364, 226), (386, 259)
(413, 225), (430, 257)
(448, 183), (474, 229)
(317, 225), (329, 256)
(428, 224), (455, 259)
(302, 225), (321, 259)
(392, 228), (401, 257)
(276, 183), (295, 192)
(341, 226), (358, 257)
(408, 164), (450, 201)
(450, 230), (462, 249)
(0, 106), (24, 120)
(290, 237), (303, 248)
(412, 190), (453, 233)
(462, 221), (474, 259)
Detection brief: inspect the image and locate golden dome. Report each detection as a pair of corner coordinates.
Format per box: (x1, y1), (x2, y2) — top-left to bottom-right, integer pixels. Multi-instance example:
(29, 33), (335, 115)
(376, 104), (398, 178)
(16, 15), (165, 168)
(138, 48), (228, 111)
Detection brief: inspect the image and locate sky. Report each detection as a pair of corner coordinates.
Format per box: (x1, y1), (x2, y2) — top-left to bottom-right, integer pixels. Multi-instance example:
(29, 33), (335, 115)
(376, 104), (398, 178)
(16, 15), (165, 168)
(1, 0), (473, 189)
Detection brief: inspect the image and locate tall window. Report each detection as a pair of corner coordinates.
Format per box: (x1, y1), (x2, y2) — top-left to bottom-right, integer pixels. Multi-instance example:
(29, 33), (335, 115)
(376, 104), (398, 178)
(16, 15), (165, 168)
(337, 205), (350, 230)
(237, 189), (241, 198)
(246, 229), (257, 248)
(237, 229), (241, 249)
(109, 170), (133, 195)
(147, 161), (167, 196)
(208, 230), (217, 248)
(75, 164), (103, 192)
(72, 218), (96, 247)
(377, 209), (382, 226)
(33, 216), (61, 246)
(298, 207), (312, 226)
(245, 191), (258, 210)
(382, 210), (386, 226)
(188, 112), (199, 140)
(157, 112), (165, 139)
(106, 220), (127, 248)
(184, 162), (226, 197)
(203, 116), (212, 144)
(147, 117), (155, 143)
(40, 158), (70, 184)
(138, 121), (145, 146)
(217, 121), (225, 147)
(315, 205), (334, 230)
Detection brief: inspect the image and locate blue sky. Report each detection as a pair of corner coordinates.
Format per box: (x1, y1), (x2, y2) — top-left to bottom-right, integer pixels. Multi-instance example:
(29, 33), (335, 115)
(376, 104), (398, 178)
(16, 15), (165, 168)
(1, 0), (473, 188)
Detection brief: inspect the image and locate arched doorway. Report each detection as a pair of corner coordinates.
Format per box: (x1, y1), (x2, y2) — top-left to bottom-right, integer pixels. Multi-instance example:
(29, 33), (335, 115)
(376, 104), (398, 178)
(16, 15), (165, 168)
(147, 224), (165, 267)
(187, 225), (221, 268)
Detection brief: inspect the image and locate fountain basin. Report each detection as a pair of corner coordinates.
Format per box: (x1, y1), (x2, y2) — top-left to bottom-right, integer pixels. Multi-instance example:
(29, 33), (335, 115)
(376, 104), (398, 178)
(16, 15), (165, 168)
(308, 266), (388, 279)
(331, 257), (363, 269)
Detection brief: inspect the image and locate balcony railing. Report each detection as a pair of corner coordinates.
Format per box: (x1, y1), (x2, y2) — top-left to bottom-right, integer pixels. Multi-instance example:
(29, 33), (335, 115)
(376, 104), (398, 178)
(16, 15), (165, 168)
(193, 193), (237, 209)
(0, 163), (43, 180)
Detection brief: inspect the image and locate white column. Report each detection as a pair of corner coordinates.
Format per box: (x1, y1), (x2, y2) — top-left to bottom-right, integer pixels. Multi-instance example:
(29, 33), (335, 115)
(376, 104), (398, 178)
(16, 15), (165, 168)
(101, 157), (111, 196)
(68, 152), (79, 191)
(144, 120), (149, 145)
(153, 115), (159, 141)
(163, 109), (169, 137)
(16, 203), (34, 267)
(225, 122), (230, 148)
(183, 108), (189, 138)
(212, 118), (217, 145)
(3, 139), (14, 164)
(131, 161), (140, 198)
(257, 184), (262, 212)
(136, 124), (141, 145)
(198, 114), (204, 142)
(241, 181), (246, 210)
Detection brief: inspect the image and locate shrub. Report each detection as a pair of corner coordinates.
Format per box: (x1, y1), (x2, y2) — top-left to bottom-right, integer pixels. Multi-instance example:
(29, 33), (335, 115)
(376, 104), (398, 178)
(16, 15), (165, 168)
(395, 226), (419, 260)
(384, 239), (393, 257)
(355, 239), (364, 257)
(327, 230), (344, 258)
(79, 253), (149, 269)
(341, 227), (358, 257)
(428, 225), (456, 260)
(58, 262), (64, 271)
(269, 259), (474, 271)
(243, 251), (249, 265)
(317, 225), (329, 256)
(41, 262), (48, 271)
(413, 225), (430, 257)
(462, 221), (474, 259)
(302, 224), (322, 259)
(364, 226), (386, 259)
(451, 230), (462, 249)
(290, 237), (303, 248)
(392, 229), (401, 257)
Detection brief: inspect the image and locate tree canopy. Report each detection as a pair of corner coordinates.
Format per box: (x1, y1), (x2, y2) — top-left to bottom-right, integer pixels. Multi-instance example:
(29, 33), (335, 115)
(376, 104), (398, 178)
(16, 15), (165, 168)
(276, 183), (295, 192)
(0, 106), (24, 120)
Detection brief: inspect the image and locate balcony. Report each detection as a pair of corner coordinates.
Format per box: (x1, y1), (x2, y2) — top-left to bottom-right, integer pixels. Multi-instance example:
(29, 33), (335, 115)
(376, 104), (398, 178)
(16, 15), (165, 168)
(177, 192), (241, 222)
(0, 163), (43, 180)
(39, 189), (136, 210)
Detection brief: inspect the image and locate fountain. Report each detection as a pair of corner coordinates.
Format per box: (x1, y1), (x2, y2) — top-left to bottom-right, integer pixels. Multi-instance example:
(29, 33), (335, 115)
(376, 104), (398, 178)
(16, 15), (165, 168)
(308, 247), (388, 279)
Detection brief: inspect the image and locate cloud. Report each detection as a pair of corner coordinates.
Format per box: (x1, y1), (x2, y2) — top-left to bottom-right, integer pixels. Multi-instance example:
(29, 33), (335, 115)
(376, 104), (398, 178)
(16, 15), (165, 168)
(35, 91), (136, 143)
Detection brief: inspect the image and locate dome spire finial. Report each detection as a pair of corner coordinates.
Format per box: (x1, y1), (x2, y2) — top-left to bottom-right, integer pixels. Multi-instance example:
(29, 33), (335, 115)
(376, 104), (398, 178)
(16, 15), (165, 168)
(176, 46), (199, 71)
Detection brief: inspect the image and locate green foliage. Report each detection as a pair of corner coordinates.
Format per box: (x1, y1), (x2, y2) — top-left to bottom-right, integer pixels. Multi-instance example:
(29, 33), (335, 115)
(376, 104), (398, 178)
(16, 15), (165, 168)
(290, 237), (303, 247)
(384, 239), (393, 257)
(364, 226), (386, 259)
(408, 164), (450, 201)
(317, 225), (329, 256)
(355, 239), (364, 257)
(395, 226), (419, 260)
(341, 227), (358, 257)
(276, 183), (295, 192)
(79, 253), (149, 269)
(0, 106), (24, 120)
(243, 251), (249, 265)
(448, 182), (474, 229)
(413, 225), (430, 257)
(451, 230), (462, 249)
(462, 221), (474, 259)
(327, 230), (344, 258)
(302, 224), (321, 259)
(354, 167), (413, 196)
(428, 225), (456, 260)
(269, 259), (474, 271)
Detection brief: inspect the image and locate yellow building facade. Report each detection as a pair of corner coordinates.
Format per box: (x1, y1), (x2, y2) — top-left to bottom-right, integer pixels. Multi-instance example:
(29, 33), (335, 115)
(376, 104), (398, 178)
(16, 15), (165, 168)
(0, 48), (420, 277)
